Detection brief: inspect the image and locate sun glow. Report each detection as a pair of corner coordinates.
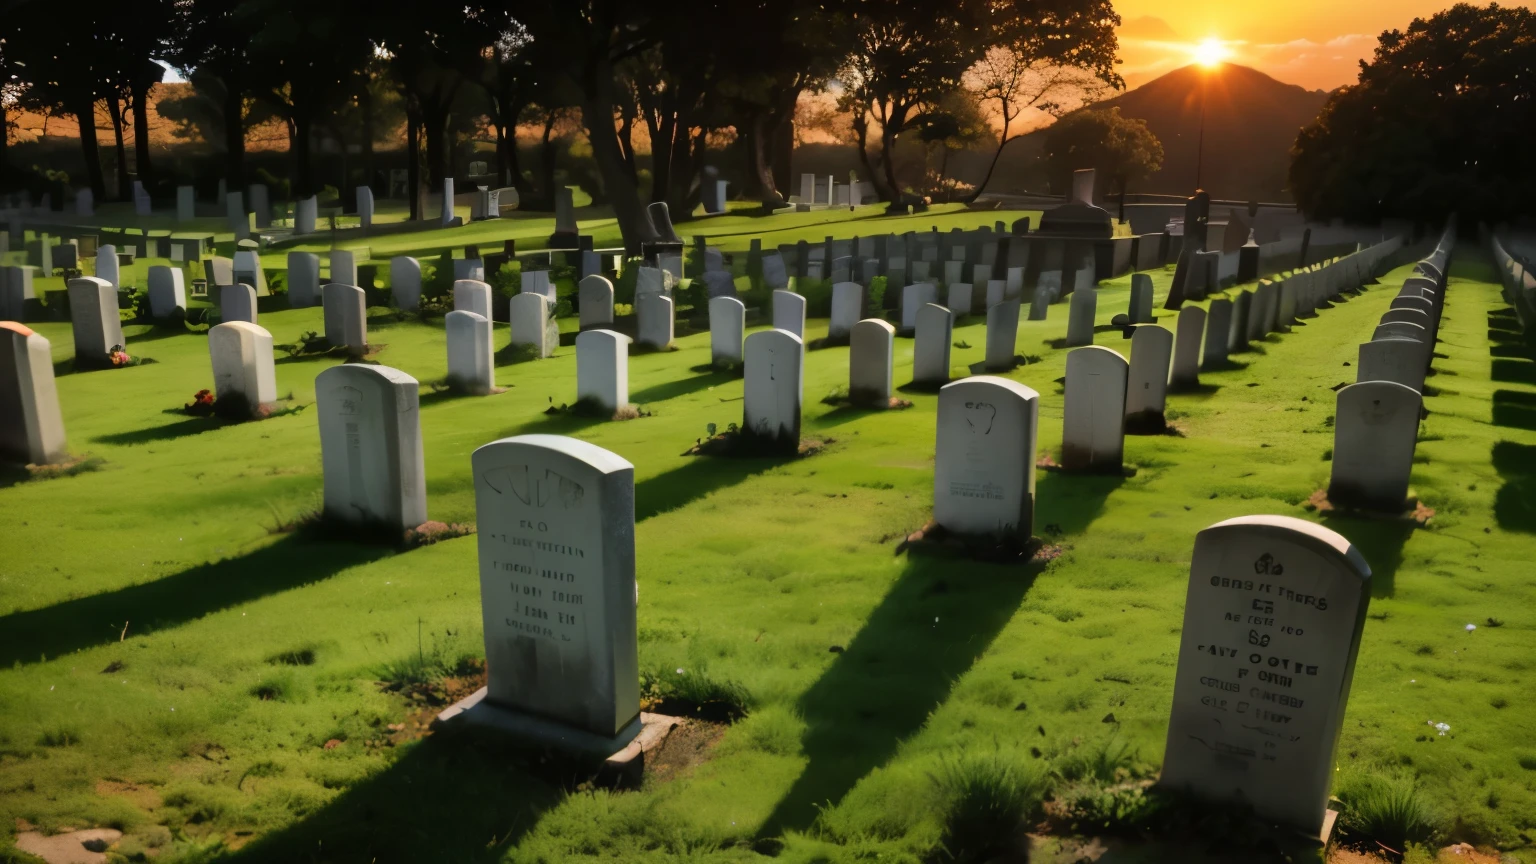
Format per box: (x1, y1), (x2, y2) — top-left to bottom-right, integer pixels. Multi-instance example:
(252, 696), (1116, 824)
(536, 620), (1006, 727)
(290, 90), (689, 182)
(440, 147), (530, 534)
(1192, 37), (1232, 68)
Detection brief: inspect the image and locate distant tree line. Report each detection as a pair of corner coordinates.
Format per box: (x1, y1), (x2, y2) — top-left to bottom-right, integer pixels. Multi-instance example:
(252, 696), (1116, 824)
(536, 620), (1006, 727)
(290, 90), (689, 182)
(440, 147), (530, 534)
(1, 0), (1124, 249)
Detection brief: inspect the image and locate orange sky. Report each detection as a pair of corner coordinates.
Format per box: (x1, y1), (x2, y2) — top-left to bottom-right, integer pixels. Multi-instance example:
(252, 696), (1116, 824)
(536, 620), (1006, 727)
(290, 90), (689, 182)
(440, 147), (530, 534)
(1115, 0), (1536, 91)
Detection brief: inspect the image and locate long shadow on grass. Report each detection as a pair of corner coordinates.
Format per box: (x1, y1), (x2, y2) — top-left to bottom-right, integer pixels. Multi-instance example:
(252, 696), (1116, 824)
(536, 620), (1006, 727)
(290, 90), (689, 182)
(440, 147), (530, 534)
(1492, 389), (1536, 432)
(92, 415), (235, 445)
(755, 470), (1114, 840)
(0, 535), (391, 668)
(220, 725), (563, 864)
(629, 368), (736, 405)
(634, 455), (787, 522)
(1319, 517), (1413, 599)
(1492, 440), (1536, 533)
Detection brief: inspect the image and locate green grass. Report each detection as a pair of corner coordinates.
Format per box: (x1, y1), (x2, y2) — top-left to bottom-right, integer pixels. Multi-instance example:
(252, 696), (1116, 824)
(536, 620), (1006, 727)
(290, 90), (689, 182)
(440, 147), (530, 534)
(1, 210), (1533, 863)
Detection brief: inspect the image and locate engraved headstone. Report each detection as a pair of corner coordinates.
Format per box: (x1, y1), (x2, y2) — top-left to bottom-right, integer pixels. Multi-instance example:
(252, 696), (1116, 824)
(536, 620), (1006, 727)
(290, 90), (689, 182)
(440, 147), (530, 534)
(709, 295), (746, 367)
(912, 303), (954, 387)
(0, 323), (67, 464)
(743, 329), (804, 453)
(577, 329), (630, 413)
(1062, 346), (1128, 472)
(316, 364), (427, 530)
(1357, 338), (1428, 393)
(323, 283), (368, 353)
(1125, 325), (1173, 434)
(208, 321), (277, 416)
(446, 310), (495, 395)
(1327, 380), (1421, 512)
(578, 275), (614, 329)
(933, 376), (1039, 541)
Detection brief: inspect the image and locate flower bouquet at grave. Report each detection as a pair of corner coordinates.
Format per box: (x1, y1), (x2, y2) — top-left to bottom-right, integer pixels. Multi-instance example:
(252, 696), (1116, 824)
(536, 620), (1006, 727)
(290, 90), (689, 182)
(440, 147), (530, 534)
(108, 344), (135, 367)
(183, 389), (216, 417)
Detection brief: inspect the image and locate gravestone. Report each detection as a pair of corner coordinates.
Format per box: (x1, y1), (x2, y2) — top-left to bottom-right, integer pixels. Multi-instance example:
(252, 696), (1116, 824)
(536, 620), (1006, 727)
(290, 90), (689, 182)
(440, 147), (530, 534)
(520, 269), (554, 302)
(709, 296), (746, 367)
(761, 252), (789, 291)
(1162, 515), (1372, 838)
(1372, 322), (1426, 343)
(933, 376), (1039, 542)
(579, 275), (615, 329)
(248, 184), (271, 229)
(636, 293), (674, 349)
(772, 289), (807, 339)
(947, 283), (973, 317)
(985, 300), (1021, 370)
(67, 278), (125, 366)
(75, 189), (94, 217)
(912, 303), (954, 387)
(208, 321), (277, 417)
(550, 186), (578, 244)
(1204, 299), (1233, 369)
(1380, 308), (1430, 331)
(577, 329), (631, 413)
(1129, 274), (1155, 323)
(1357, 338), (1428, 393)
(453, 258), (486, 283)
(147, 266), (186, 320)
(454, 280), (493, 320)
(849, 319), (895, 407)
(902, 282), (938, 331)
(1066, 283), (1097, 347)
(1006, 267), (1025, 301)
(635, 266), (672, 300)
(227, 190), (248, 238)
(204, 256), (234, 289)
(1328, 380), (1421, 512)
(316, 364), (427, 530)
(0, 267), (32, 320)
(295, 196), (318, 235)
(509, 292), (558, 358)
(440, 178), (456, 226)
(221, 284), (259, 325)
(743, 329), (804, 453)
(470, 434), (641, 744)
(1029, 272), (1061, 321)
(176, 186), (195, 222)
(0, 323), (67, 465)
(289, 252), (322, 307)
(1062, 346), (1129, 473)
(323, 283), (368, 353)
(647, 201), (682, 244)
(1230, 290), (1253, 352)
(701, 270), (736, 300)
(233, 248), (267, 295)
(446, 310), (495, 395)
(390, 257), (422, 311)
(1170, 306), (1205, 391)
(96, 245), (120, 288)
(829, 282), (863, 340)
(331, 250), (358, 288)
(1125, 325), (1173, 434)
(357, 186), (375, 229)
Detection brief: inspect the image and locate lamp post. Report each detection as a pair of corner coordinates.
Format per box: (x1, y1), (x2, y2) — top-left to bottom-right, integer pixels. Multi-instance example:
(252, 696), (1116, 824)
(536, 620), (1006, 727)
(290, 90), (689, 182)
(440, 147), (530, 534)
(1195, 67), (1209, 190)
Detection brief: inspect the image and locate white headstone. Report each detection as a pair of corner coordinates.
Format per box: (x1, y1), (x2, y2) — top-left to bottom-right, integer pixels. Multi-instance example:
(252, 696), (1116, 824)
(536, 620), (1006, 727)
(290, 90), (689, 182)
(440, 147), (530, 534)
(1062, 346), (1128, 473)
(946, 283), (973, 317)
(576, 329), (631, 413)
(221, 283), (258, 326)
(330, 250), (358, 288)
(356, 186), (375, 229)
(849, 319), (895, 407)
(322, 283), (368, 353)
(1170, 306), (1206, 391)
(985, 300), (1021, 370)
(446, 310), (495, 395)
(289, 252), (322, 307)
(316, 364), (427, 530)
(147, 266), (186, 320)
(1328, 380), (1421, 512)
(709, 296), (745, 367)
(912, 303), (954, 387)
(390, 257), (422, 311)
(1066, 284), (1097, 347)
(208, 321), (277, 416)
(828, 282), (863, 341)
(295, 196), (318, 235)
(95, 245), (120, 288)
(933, 376), (1039, 542)
(472, 434), (639, 738)
(233, 249), (267, 295)
(743, 328), (804, 452)
(1162, 515), (1372, 837)
(772, 290), (806, 340)
(67, 277), (125, 365)
(454, 280), (493, 320)
(636, 293), (674, 350)
(1125, 325), (1173, 433)
(176, 186), (195, 222)
(0, 323), (67, 465)
(902, 282), (938, 331)
(441, 178), (456, 226)
(451, 257), (485, 283)
(1357, 338), (1428, 393)
(578, 275), (614, 329)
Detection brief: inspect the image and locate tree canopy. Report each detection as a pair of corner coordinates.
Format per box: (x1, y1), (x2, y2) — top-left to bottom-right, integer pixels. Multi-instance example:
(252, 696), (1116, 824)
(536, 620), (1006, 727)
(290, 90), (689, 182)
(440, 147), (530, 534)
(1042, 106), (1162, 196)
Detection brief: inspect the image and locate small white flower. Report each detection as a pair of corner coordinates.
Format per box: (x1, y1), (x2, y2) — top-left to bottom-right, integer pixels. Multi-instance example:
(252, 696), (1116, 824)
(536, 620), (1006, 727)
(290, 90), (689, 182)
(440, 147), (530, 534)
(676, 668), (684, 675)
(1435, 722), (1450, 736)
(1465, 623), (1477, 632)
(1410, 679), (1417, 683)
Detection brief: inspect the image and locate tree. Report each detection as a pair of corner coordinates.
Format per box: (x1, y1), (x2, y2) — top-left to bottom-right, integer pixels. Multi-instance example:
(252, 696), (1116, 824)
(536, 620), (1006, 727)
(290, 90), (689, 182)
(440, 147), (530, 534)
(1290, 3), (1536, 224)
(167, 0), (268, 190)
(1042, 107), (1162, 214)
(7, 0), (111, 199)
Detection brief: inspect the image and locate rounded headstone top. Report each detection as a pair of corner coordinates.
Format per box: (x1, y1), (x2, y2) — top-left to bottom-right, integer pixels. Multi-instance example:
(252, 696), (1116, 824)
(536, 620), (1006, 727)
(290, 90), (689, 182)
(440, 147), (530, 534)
(1111, 313), (1130, 327)
(1200, 514), (1370, 580)
(476, 434), (634, 475)
(940, 375), (1040, 401)
(237, 239), (259, 250)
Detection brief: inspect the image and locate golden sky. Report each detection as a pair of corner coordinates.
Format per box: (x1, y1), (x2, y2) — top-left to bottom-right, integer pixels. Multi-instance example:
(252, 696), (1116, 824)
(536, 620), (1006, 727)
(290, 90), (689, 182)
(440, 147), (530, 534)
(1115, 0), (1536, 91)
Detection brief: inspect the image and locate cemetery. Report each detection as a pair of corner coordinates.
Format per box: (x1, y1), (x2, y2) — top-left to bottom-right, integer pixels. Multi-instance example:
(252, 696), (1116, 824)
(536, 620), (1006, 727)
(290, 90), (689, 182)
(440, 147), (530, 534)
(1, 3), (1535, 864)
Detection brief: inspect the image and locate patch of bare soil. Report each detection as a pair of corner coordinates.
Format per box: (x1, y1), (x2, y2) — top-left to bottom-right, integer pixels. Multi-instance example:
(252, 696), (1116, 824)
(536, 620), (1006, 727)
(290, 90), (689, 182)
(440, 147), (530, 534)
(642, 719), (728, 784)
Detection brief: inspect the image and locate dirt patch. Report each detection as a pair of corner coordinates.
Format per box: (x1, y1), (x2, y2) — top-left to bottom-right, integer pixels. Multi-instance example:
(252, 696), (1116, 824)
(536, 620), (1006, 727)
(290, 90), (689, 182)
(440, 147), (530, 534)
(14, 828), (122, 864)
(372, 665), (488, 749)
(93, 779), (161, 811)
(642, 719), (728, 784)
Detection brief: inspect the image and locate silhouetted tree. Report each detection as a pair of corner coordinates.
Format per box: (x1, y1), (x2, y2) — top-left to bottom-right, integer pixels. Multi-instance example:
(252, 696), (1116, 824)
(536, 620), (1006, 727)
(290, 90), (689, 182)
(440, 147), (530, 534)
(1043, 107), (1163, 214)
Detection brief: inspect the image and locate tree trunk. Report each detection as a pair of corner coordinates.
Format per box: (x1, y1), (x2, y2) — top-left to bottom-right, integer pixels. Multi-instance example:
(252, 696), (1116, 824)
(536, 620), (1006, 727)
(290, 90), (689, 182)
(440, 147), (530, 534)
(650, 111), (675, 206)
(964, 121), (1013, 204)
(293, 112), (313, 198)
(539, 110), (558, 209)
(73, 97), (106, 202)
(582, 93), (657, 254)
(423, 98), (448, 188)
(852, 114), (885, 201)
(222, 77), (245, 190)
(130, 82), (154, 189)
(616, 108), (638, 183)
(406, 100), (420, 220)
(107, 96), (130, 200)
(360, 84), (375, 190)
(0, 97), (9, 188)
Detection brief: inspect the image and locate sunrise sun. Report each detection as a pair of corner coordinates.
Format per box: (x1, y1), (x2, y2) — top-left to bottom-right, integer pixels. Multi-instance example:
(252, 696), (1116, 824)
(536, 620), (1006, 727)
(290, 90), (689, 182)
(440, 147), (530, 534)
(1192, 37), (1232, 68)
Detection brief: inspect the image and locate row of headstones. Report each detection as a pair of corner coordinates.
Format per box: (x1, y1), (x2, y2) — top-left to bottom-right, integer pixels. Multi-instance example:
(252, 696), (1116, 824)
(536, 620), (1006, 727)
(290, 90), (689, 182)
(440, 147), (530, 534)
(1490, 235), (1536, 333)
(1328, 236), (1456, 513)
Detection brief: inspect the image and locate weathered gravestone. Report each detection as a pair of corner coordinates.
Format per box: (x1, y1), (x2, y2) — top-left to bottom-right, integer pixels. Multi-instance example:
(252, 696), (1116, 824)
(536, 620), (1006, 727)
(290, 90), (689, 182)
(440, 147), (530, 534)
(68, 277), (124, 365)
(1170, 305), (1206, 391)
(1161, 515), (1371, 838)
(233, 248), (267, 295)
(1203, 298), (1233, 369)
(902, 282), (938, 332)
(1128, 274), (1155, 324)
(331, 250), (359, 288)
(1066, 282), (1097, 347)
(1029, 271), (1061, 321)
(446, 310), (495, 395)
(947, 283), (974, 317)
(390, 257), (422, 312)
(1230, 290), (1253, 352)
(467, 434), (641, 747)
(316, 364), (427, 530)
(1372, 321), (1426, 343)
(208, 321), (277, 417)
(221, 283), (258, 326)
(636, 293), (674, 350)
(772, 290), (807, 340)
(912, 303), (954, 387)
(288, 252), (321, 307)
(1062, 346), (1128, 473)
(985, 300), (1021, 371)
(701, 270), (736, 300)
(294, 196), (318, 235)
(0, 323), (67, 465)
(95, 245), (120, 288)
(1327, 380), (1421, 512)
(205, 256), (234, 289)
(932, 376), (1039, 542)
(509, 292), (558, 358)
(578, 275), (615, 329)
(322, 283), (368, 354)
(709, 296), (745, 367)
(576, 329), (631, 414)
(829, 283), (863, 341)
(147, 266), (186, 320)
(849, 319), (895, 407)
(1125, 324), (1173, 434)
(743, 329), (804, 453)
(761, 253), (790, 290)
(1357, 338), (1428, 393)
(454, 280), (493, 321)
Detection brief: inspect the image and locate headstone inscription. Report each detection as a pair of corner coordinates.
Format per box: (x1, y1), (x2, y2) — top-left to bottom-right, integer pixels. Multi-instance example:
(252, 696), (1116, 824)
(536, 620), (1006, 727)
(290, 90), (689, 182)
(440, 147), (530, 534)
(932, 376), (1039, 542)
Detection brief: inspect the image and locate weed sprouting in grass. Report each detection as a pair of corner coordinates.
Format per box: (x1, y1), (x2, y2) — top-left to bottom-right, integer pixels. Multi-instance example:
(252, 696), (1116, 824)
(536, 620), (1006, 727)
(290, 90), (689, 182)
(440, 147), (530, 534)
(927, 748), (1049, 862)
(37, 726), (81, 747)
(266, 646), (317, 666)
(1336, 771), (1441, 850)
(1051, 736), (1147, 785)
(641, 667), (753, 722)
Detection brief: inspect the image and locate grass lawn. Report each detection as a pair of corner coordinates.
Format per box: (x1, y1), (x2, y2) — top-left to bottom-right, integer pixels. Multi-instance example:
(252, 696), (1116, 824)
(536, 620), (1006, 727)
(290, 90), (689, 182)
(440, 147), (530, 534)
(0, 209), (1532, 863)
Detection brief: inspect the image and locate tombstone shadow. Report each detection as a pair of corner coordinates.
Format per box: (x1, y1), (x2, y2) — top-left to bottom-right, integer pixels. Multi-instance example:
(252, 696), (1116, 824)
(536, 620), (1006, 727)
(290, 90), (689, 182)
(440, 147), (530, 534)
(634, 455), (788, 521)
(124, 321), (204, 343)
(811, 402), (901, 429)
(92, 415), (237, 445)
(1034, 468), (1124, 536)
(0, 535), (392, 668)
(1319, 516), (1414, 599)
(1492, 440), (1536, 534)
(753, 553), (1046, 841)
(629, 368), (737, 405)
(1491, 360), (1536, 386)
(1492, 389), (1536, 431)
(1167, 382), (1223, 399)
(1200, 357), (1251, 373)
(219, 724), (563, 864)
(418, 386), (504, 409)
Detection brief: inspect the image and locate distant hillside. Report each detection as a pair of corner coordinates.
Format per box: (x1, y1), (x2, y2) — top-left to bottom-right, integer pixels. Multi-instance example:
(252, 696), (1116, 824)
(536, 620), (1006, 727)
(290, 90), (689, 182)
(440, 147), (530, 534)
(1021, 63), (1331, 203)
